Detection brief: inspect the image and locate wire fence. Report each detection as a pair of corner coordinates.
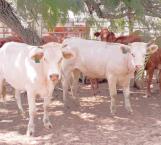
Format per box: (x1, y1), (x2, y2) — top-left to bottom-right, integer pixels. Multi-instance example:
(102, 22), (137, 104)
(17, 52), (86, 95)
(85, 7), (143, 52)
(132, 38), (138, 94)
(0, 21), (160, 40)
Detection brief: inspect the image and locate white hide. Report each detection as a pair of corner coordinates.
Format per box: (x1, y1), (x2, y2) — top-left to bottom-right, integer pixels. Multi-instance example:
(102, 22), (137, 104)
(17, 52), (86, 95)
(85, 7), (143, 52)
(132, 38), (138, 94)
(0, 42), (62, 136)
(130, 42), (158, 67)
(61, 37), (135, 114)
(62, 37), (135, 79)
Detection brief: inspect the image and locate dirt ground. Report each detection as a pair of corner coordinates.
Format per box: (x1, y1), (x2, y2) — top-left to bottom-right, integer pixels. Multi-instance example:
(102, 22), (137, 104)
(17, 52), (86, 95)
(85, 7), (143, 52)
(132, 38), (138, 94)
(0, 79), (161, 145)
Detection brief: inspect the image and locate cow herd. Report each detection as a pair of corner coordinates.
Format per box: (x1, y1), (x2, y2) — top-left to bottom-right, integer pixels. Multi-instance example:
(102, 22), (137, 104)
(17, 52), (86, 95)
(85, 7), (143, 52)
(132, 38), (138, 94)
(0, 33), (159, 136)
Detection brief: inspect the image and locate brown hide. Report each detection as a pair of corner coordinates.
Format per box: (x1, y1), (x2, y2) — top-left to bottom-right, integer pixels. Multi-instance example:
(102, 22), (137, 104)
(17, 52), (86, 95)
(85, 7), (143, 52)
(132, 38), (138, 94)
(145, 48), (161, 96)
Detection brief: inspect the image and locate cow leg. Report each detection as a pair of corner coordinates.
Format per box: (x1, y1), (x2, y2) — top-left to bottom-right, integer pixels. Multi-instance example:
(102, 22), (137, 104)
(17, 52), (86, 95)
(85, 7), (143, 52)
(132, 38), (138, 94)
(146, 68), (154, 97)
(122, 78), (133, 113)
(159, 70), (161, 93)
(26, 91), (36, 136)
(43, 82), (55, 129)
(0, 79), (6, 102)
(15, 90), (25, 117)
(71, 69), (80, 102)
(107, 75), (117, 115)
(90, 79), (95, 96)
(94, 79), (100, 95)
(90, 79), (98, 96)
(81, 74), (86, 84)
(43, 95), (52, 129)
(62, 72), (71, 108)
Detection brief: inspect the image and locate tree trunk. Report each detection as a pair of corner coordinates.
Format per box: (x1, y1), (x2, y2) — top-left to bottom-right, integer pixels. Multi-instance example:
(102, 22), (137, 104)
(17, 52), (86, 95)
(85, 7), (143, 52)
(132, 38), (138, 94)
(0, 0), (42, 45)
(127, 8), (134, 34)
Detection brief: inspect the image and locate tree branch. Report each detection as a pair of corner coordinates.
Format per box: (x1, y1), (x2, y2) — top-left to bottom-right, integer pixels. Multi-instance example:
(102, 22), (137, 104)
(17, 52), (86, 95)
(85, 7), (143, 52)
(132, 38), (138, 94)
(0, 0), (42, 45)
(84, 0), (161, 19)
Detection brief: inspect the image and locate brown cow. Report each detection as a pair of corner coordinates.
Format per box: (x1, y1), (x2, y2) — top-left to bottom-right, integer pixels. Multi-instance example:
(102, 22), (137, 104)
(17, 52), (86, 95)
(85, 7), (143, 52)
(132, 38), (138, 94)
(94, 28), (141, 44)
(94, 28), (116, 42)
(115, 35), (142, 44)
(41, 33), (63, 44)
(0, 32), (64, 48)
(0, 36), (23, 47)
(145, 48), (161, 97)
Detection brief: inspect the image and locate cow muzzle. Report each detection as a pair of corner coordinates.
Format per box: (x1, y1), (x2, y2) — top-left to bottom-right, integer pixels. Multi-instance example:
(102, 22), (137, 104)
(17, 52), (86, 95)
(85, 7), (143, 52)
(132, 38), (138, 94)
(49, 74), (59, 81)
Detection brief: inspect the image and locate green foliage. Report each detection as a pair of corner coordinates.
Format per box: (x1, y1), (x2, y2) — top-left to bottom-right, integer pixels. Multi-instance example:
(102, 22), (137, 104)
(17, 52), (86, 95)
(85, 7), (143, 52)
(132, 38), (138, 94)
(10, 0), (161, 35)
(12, 0), (85, 29)
(110, 18), (126, 32)
(123, 0), (144, 15)
(102, 0), (120, 10)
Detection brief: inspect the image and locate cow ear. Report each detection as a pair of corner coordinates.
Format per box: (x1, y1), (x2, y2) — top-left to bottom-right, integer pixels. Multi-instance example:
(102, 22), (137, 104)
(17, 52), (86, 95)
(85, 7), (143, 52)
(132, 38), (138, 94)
(94, 32), (101, 37)
(147, 44), (158, 54)
(120, 46), (131, 54)
(31, 52), (44, 63)
(147, 39), (155, 47)
(62, 51), (74, 59)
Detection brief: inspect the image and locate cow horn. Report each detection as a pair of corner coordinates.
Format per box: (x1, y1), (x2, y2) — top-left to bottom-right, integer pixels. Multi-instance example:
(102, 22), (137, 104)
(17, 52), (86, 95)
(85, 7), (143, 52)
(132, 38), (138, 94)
(147, 44), (158, 54)
(38, 46), (43, 49)
(62, 44), (68, 48)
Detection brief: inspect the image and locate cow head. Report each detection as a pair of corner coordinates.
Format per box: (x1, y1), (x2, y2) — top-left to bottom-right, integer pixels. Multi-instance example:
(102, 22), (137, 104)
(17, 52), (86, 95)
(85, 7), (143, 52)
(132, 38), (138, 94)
(100, 28), (110, 41)
(94, 28), (110, 41)
(129, 41), (158, 69)
(42, 42), (63, 83)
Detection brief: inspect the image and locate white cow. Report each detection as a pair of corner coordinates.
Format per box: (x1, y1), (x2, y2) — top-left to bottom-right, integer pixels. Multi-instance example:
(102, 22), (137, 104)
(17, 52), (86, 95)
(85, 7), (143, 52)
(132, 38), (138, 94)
(129, 41), (158, 67)
(129, 41), (158, 91)
(0, 42), (63, 136)
(61, 37), (135, 114)
(61, 38), (158, 114)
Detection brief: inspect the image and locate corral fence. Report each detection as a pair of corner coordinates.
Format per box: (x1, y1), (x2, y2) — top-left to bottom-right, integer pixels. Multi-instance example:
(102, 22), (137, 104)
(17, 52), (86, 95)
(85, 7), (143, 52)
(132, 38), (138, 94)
(0, 21), (160, 42)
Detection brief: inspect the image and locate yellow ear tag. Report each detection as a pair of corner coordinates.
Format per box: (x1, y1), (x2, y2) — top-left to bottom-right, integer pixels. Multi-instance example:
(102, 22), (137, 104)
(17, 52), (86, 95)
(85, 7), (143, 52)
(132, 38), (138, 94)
(35, 58), (40, 63)
(33, 56), (40, 63)
(32, 52), (43, 63)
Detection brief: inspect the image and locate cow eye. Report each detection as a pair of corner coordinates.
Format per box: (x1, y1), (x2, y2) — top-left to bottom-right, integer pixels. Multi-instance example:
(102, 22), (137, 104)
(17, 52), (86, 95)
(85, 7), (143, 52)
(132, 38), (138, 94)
(44, 57), (48, 63)
(131, 53), (135, 57)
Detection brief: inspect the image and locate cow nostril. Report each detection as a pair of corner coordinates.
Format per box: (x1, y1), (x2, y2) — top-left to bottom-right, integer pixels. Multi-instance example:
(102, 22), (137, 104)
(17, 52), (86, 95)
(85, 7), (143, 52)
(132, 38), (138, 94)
(49, 75), (53, 79)
(49, 74), (59, 81)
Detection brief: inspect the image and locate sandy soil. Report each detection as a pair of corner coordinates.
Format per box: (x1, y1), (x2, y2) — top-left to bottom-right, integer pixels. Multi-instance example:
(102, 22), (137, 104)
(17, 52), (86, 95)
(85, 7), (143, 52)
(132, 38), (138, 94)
(0, 80), (161, 145)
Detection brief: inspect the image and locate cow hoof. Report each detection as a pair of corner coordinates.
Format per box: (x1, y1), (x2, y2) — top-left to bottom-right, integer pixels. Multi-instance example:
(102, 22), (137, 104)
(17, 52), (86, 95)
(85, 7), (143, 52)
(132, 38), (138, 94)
(126, 106), (133, 114)
(72, 99), (80, 107)
(111, 112), (116, 116)
(27, 124), (35, 137)
(64, 104), (70, 109)
(44, 122), (53, 129)
(110, 108), (116, 116)
(117, 89), (123, 93)
(127, 109), (133, 115)
(21, 112), (26, 119)
(18, 110), (26, 119)
(133, 83), (141, 90)
(64, 105), (71, 114)
(143, 94), (151, 98)
(147, 94), (152, 97)
(26, 129), (35, 137)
